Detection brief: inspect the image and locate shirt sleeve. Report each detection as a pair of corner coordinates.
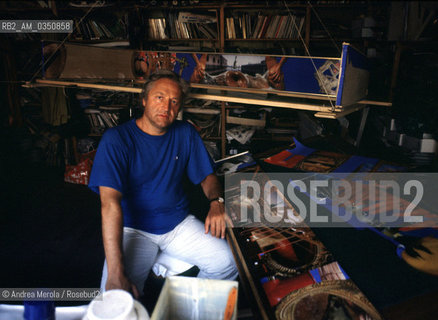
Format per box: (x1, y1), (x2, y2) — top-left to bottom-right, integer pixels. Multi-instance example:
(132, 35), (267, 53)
(185, 123), (215, 185)
(88, 128), (129, 195)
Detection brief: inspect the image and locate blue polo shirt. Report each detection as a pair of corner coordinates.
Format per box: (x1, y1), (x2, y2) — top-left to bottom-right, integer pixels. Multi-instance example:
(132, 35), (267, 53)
(88, 119), (214, 234)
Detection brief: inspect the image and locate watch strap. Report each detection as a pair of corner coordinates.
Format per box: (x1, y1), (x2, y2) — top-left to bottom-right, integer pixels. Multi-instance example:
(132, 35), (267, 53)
(209, 196), (224, 203)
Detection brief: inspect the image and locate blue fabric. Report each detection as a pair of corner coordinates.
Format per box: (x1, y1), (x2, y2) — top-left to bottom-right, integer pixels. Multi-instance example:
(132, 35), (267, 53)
(89, 119), (214, 234)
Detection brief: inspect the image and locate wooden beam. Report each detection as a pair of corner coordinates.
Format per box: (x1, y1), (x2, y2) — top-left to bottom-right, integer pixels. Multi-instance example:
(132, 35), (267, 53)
(49, 0), (58, 16)
(226, 229), (271, 320)
(190, 83), (336, 101)
(34, 79), (143, 93)
(189, 91), (333, 112)
(183, 107), (220, 115)
(315, 103), (367, 119)
(357, 100), (392, 107)
(219, 5), (225, 52)
(26, 79), (391, 120)
(221, 101), (226, 157)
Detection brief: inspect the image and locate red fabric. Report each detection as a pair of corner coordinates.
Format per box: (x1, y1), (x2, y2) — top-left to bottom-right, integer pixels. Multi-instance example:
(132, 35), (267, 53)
(264, 150), (305, 168)
(262, 273), (315, 307)
(64, 158), (93, 185)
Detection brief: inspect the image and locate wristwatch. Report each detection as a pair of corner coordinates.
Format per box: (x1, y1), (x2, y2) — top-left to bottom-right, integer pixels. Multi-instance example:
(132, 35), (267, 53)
(210, 196), (225, 204)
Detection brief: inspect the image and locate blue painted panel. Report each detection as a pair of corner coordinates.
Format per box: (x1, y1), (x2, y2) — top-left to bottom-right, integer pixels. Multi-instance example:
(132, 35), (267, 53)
(144, 51), (341, 96)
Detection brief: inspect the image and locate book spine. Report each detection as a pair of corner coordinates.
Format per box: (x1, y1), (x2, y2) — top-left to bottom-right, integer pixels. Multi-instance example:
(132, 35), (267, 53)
(274, 15), (285, 39)
(100, 112), (113, 128)
(259, 15), (271, 39)
(90, 20), (102, 39)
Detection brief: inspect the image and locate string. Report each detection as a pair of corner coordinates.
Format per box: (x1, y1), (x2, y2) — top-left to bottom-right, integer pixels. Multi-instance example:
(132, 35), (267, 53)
(250, 228), (289, 241)
(282, 0), (337, 111)
(258, 237), (316, 256)
(308, 2), (342, 55)
(28, 2), (101, 83)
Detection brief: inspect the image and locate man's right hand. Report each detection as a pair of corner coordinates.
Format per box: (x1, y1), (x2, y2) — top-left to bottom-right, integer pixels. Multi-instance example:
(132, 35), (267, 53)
(100, 186), (139, 299)
(106, 273), (139, 299)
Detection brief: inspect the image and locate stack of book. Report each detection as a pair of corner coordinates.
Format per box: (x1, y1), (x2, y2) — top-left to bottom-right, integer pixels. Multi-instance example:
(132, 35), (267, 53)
(84, 106), (126, 135)
(147, 12), (217, 40)
(226, 13), (305, 40)
(73, 16), (128, 41)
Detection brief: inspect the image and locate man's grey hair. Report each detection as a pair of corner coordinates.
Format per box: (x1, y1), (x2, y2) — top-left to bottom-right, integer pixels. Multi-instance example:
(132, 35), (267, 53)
(142, 70), (189, 105)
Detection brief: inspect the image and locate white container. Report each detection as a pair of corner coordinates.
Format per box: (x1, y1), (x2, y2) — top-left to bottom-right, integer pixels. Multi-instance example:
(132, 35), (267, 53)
(151, 276), (238, 320)
(85, 290), (149, 320)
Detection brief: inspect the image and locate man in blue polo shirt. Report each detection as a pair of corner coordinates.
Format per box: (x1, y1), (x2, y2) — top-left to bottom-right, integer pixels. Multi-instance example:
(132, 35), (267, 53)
(89, 70), (237, 297)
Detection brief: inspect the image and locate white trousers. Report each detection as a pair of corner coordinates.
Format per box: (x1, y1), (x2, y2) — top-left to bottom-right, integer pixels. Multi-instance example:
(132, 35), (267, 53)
(100, 215), (238, 294)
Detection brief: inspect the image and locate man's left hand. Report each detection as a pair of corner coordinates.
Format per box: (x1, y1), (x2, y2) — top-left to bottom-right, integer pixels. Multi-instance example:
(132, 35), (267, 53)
(205, 201), (227, 239)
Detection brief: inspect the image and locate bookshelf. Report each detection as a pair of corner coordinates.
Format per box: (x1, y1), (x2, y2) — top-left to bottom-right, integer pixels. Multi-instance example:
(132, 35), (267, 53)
(137, 3), (305, 156)
(70, 16), (129, 42)
(224, 13), (305, 41)
(140, 6), (221, 51)
(84, 105), (130, 136)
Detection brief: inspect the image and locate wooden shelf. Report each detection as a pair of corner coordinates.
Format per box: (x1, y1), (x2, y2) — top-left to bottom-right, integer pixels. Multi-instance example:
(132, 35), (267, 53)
(189, 88), (334, 113)
(137, 4), (221, 10)
(221, 2), (373, 9)
(190, 83), (336, 101)
(145, 38), (218, 42)
(184, 107), (221, 115)
(29, 79), (143, 94)
(68, 39), (129, 44)
(26, 79), (390, 121)
(225, 38), (302, 41)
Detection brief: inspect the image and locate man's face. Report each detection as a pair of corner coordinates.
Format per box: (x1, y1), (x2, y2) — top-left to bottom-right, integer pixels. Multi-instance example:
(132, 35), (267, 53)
(142, 78), (182, 135)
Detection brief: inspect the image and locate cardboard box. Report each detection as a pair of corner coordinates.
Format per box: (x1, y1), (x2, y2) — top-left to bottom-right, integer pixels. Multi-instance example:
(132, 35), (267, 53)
(151, 276), (238, 320)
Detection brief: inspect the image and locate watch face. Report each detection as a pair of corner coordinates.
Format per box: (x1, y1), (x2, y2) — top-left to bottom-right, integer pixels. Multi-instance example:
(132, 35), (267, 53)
(212, 197), (224, 203)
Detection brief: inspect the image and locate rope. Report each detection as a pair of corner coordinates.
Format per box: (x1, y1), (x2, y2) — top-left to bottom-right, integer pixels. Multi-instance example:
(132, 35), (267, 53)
(308, 1), (342, 55)
(283, 0), (338, 111)
(28, 1), (101, 83)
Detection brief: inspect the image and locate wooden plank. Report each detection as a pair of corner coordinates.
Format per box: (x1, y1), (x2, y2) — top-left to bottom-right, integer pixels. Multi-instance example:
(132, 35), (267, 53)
(43, 42), (136, 79)
(275, 90), (335, 100)
(183, 107), (220, 114)
(220, 5), (225, 51)
(35, 79), (143, 93)
(357, 100), (392, 107)
(189, 91), (333, 112)
(315, 103), (367, 119)
(221, 101), (226, 157)
(29, 79), (391, 113)
(226, 228), (270, 320)
(226, 110), (266, 127)
(49, 0), (58, 16)
(190, 83), (336, 100)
